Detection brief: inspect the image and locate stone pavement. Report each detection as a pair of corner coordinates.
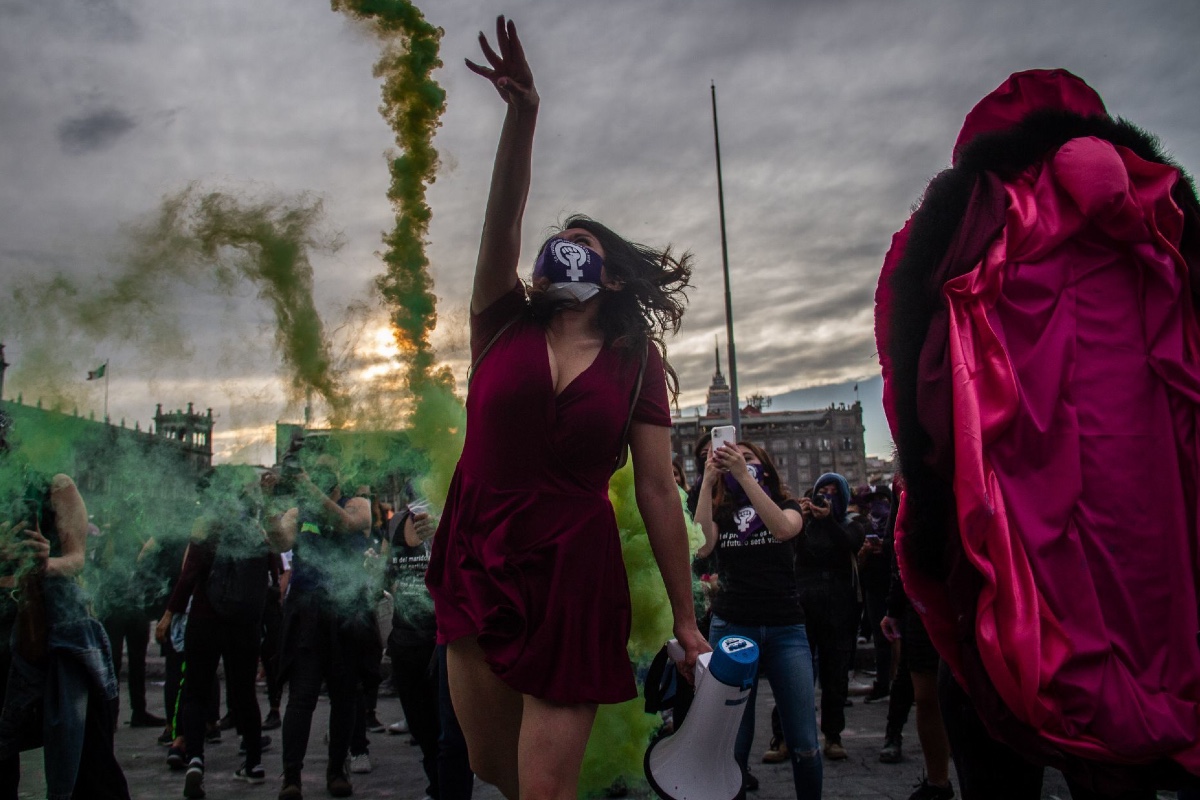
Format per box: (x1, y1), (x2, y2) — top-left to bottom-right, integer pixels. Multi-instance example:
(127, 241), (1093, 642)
(15, 667), (1086, 800)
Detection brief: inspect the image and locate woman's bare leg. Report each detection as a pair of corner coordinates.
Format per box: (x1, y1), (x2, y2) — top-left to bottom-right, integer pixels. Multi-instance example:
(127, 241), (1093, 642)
(447, 637), (523, 797)
(518, 695), (597, 800)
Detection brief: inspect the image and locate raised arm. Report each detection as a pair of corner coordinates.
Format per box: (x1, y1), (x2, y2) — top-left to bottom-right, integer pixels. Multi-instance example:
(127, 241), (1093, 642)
(468, 15), (539, 313)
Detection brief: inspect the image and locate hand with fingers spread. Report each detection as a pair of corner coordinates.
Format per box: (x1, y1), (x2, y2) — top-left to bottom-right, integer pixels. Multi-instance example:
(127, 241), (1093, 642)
(466, 15), (538, 110)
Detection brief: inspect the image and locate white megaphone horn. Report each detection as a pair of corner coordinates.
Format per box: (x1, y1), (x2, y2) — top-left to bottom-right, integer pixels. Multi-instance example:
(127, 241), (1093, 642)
(644, 635), (759, 800)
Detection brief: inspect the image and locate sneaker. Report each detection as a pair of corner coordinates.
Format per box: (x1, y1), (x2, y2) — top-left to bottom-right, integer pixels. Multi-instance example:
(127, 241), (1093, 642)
(158, 726), (176, 746)
(262, 709), (282, 730)
(235, 762), (266, 784)
(167, 745), (187, 771)
(863, 683), (891, 704)
(184, 757), (206, 798)
(823, 739), (849, 760)
(761, 736), (789, 764)
(218, 712), (237, 731)
(239, 734), (272, 756)
(908, 777), (955, 800)
(130, 710), (167, 728)
(880, 734), (903, 764)
(205, 723), (222, 743)
(326, 764), (353, 798)
(386, 718), (408, 735)
(348, 752), (372, 774)
(365, 711), (385, 733)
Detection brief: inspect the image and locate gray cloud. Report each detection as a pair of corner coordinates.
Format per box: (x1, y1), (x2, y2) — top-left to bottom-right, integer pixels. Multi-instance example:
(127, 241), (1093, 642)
(2, 0), (1199, 460)
(57, 107), (137, 154)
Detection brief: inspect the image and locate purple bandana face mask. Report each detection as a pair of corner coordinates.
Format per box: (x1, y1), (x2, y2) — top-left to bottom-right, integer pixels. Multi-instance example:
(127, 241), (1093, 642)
(723, 464), (768, 541)
(533, 238), (605, 302)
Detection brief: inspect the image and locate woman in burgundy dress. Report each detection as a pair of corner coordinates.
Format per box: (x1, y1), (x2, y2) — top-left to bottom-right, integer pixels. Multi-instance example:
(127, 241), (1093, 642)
(424, 15), (709, 800)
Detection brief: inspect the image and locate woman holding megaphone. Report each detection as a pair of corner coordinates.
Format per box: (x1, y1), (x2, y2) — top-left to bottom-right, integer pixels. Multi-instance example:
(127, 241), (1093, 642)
(424, 15), (709, 800)
(694, 440), (823, 798)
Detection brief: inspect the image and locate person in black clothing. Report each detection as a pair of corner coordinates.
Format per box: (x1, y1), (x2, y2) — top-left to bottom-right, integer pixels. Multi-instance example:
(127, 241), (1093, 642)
(93, 521), (166, 730)
(155, 467), (273, 797)
(856, 486), (894, 704)
(384, 502), (446, 798)
(796, 472), (863, 761)
(259, 550), (287, 731)
(267, 451), (373, 800)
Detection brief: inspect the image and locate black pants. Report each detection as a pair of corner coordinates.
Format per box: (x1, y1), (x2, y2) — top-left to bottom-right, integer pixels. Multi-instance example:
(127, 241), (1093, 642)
(182, 614), (263, 767)
(104, 612), (151, 720)
(863, 586), (892, 693)
(436, 644), (474, 800)
(390, 640), (440, 797)
(799, 576), (858, 740)
(260, 592), (284, 710)
(280, 593), (359, 776)
(937, 663), (1158, 800)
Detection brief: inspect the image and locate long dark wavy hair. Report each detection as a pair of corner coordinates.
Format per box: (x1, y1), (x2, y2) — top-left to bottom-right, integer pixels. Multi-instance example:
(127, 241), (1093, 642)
(527, 215), (692, 399)
(711, 441), (790, 528)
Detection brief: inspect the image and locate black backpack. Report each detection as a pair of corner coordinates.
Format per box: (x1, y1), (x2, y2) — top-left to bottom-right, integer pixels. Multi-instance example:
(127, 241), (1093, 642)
(206, 521), (269, 619)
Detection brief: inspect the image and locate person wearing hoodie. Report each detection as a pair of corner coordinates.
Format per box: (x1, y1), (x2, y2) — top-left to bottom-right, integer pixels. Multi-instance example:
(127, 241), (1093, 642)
(796, 472), (863, 761)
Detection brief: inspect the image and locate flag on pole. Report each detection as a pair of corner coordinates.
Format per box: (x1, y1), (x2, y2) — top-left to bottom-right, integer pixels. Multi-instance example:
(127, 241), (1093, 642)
(87, 364), (107, 381)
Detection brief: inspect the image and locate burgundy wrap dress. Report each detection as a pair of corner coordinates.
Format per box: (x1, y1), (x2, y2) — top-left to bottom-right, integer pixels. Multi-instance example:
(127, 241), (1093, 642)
(426, 284), (672, 704)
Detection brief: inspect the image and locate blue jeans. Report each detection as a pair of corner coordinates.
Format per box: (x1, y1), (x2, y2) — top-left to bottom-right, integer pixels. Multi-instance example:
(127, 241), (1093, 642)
(709, 616), (822, 799)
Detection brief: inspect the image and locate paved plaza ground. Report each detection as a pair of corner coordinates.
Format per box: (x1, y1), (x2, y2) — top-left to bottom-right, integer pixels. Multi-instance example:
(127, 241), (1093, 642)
(11, 662), (1108, 800)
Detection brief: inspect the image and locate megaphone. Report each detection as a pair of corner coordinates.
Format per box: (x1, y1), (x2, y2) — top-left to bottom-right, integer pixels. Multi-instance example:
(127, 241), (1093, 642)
(644, 635), (759, 800)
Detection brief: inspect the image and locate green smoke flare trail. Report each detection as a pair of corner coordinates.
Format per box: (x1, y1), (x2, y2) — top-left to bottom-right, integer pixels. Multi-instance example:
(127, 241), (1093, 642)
(3, 185), (348, 424)
(330, 0), (461, 508)
(131, 187), (351, 423)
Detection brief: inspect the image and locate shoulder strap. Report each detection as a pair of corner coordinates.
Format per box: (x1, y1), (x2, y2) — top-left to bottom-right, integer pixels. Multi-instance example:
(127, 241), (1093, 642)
(467, 315), (522, 389)
(612, 343), (649, 474)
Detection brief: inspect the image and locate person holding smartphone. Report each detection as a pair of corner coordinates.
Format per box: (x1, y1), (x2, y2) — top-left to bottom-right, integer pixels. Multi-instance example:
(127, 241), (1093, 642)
(693, 439), (821, 798)
(423, 16), (708, 800)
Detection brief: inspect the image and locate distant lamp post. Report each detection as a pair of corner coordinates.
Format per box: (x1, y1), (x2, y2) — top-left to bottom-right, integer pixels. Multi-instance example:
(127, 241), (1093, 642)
(711, 81), (741, 437)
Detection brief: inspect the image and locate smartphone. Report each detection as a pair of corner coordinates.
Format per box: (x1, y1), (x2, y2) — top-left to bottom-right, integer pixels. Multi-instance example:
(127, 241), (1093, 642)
(710, 425), (736, 455)
(865, 534), (881, 543)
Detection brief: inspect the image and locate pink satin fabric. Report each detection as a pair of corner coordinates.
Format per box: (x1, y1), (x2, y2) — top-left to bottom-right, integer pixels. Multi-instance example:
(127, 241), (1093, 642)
(903, 137), (1200, 769)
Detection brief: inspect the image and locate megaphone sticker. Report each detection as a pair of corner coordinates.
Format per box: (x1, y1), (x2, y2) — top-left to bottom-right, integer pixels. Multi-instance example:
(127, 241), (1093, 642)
(720, 637), (754, 655)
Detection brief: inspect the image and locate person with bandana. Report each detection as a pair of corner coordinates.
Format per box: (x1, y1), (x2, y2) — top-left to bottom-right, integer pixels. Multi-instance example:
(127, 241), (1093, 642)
(423, 15), (708, 800)
(693, 440), (822, 799)
(796, 472), (864, 762)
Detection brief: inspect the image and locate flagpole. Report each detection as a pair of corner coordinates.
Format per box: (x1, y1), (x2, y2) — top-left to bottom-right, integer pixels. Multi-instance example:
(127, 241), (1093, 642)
(711, 81), (741, 438)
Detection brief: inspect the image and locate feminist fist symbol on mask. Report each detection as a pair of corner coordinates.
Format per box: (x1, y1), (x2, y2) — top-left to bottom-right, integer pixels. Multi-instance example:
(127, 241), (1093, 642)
(553, 241), (588, 281)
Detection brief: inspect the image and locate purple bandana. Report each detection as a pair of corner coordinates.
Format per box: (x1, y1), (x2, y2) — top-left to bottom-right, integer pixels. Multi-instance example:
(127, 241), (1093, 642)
(534, 238), (605, 302)
(723, 464), (768, 541)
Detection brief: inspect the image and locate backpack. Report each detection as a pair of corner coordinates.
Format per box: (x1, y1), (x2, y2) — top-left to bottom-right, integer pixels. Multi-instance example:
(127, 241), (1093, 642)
(206, 523), (269, 619)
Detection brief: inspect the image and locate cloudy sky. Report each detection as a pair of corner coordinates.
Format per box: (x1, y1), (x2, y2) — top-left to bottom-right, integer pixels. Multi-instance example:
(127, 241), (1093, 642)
(1, 0), (1198, 462)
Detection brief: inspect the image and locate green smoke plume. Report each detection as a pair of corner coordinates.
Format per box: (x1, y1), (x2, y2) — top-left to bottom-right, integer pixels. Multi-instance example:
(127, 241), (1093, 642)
(2, 185), (349, 426)
(330, 0), (462, 508)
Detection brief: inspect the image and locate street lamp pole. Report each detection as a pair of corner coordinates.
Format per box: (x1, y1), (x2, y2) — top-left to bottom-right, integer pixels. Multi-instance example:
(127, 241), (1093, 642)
(711, 82), (741, 436)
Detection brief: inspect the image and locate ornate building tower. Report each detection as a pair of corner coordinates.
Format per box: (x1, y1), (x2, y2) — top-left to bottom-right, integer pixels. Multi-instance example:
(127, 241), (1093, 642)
(705, 342), (732, 418)
(154, 402), (215, 473)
